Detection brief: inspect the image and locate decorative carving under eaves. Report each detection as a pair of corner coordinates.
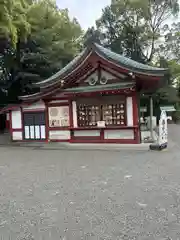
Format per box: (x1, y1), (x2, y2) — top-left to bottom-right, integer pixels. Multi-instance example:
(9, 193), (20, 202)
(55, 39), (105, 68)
(88, 76), (108, 86)
(88, 77), (98, 86)
(84, 69), (126, 87)
(100, 76), (108, 85)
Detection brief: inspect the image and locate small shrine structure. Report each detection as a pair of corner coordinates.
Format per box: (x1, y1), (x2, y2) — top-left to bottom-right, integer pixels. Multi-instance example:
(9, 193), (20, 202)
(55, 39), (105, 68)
(1, 43), (168, 144)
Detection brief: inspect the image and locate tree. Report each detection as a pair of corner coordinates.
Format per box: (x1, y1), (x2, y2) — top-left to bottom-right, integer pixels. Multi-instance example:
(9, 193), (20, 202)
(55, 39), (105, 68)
(0, 0), (83, 103)
(95, 0), (179, 63)
(158, 22), (180, 62)
(92, 0), (180, 106)
(0, 0), (30, 104)
(0, 0), (30, 48)
(157, 21), (180, 100)
(83, 27), (102, 47)
(18, 0), (82, 89)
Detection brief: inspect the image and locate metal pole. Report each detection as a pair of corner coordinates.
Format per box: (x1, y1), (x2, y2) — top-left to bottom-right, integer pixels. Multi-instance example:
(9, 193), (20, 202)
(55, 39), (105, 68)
(150, 96), (154, 141)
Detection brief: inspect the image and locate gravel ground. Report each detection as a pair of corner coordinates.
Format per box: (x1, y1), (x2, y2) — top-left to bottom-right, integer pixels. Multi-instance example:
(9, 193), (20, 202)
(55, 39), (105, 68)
(0, 125), (180, 239)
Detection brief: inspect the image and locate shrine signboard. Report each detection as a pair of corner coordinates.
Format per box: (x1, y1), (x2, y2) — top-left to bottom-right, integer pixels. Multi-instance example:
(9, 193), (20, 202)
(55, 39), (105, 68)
(158, 110), (168, 148)
(49, 106), (70, 127)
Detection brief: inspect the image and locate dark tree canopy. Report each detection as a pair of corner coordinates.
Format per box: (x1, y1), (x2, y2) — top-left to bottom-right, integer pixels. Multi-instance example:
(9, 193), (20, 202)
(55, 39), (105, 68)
(0, 0), (180, 109)
(0, 0), (82, 104)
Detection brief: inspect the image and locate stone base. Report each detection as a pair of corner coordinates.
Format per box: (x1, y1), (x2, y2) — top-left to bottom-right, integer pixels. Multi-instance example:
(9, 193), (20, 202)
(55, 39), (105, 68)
(149, 143), (167, 151)
(141, 130), (158, 143)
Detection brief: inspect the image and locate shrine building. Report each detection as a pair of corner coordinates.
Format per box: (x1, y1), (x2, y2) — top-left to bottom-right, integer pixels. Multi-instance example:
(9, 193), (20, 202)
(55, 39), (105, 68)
(1, 43), (168, 144)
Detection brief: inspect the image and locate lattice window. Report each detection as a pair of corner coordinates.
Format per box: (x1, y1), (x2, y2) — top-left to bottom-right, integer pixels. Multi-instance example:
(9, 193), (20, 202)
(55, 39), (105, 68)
(77, 104), (100, 127)
(77, 98), (126, 127)
(102, 103), (125, 126)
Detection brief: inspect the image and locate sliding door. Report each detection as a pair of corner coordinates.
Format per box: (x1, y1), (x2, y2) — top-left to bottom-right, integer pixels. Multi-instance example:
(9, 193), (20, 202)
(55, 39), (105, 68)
(23, 112), (46, 140)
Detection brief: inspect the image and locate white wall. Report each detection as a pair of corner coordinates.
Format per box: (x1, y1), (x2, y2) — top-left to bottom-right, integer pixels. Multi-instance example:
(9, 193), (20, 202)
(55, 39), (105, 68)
(22, 100), (45, 111)
(49, 130), (70, 140)
(74, 130), (100, 137)
(11, 109), (22, 129)
(12, 132), (22, 140)
(104, 129), (134, 139)
(126, 97), (133, 126)
(72, 101), (78, 127)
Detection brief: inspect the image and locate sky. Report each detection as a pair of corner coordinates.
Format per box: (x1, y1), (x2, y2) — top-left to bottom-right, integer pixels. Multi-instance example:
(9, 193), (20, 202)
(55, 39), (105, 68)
(56, 0), (111, 30)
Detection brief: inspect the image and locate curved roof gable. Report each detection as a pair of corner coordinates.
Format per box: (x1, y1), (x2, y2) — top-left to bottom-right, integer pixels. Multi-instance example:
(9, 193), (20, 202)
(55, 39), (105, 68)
(34, 43), (168, 89)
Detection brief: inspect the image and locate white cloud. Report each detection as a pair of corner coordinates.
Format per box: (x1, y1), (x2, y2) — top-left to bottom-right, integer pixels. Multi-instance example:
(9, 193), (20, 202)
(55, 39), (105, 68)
(56, 0), (111, 30)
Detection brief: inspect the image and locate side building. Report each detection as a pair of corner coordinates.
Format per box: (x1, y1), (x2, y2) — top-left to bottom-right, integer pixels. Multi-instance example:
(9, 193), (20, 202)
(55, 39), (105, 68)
(1, 43), (167, 144)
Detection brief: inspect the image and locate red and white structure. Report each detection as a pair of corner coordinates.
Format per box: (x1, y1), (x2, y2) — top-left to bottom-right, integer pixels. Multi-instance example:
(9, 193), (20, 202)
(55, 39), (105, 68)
(1, 43), (167, 144)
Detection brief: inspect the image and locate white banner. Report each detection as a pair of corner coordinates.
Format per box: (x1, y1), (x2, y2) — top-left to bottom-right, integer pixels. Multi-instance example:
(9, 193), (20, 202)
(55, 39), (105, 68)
(158, 110), (168, 146)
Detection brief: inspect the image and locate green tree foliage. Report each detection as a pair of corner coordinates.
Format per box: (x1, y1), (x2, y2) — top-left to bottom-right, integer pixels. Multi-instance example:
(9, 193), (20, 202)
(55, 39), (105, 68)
(0, 0), (30, 104)
(1, 0), (180, 108)
(158, 22), (180, 102)
(158, 22), (180, 61)
(0, 0), (30, 47)
(0, 0), (82, 103)
(19, 0), (82, 88)
(83, 27), (102, 47)
(84, 0), (179, 104)
(92, 0), (179, 63)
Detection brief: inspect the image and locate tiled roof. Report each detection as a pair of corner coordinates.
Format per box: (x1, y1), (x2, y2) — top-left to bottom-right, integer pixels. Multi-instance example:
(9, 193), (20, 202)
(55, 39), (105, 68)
(34, 43), (167, 89)
(0, 104), (20, 114)
(95, 43), (167, 74)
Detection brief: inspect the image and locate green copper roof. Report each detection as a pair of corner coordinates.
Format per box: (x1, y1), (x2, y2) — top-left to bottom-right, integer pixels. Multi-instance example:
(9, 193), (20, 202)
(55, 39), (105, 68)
(64, 82), (134, 93)
(94, 43), (167, 74)
(34, 43), (168, 89)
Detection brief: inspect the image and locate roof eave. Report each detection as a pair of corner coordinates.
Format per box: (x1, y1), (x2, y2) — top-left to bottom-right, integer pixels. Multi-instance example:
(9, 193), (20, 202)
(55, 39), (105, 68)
(93, 44), (168, 77)
(33, 48), (91, 89)
(19, 91), (42, 101)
